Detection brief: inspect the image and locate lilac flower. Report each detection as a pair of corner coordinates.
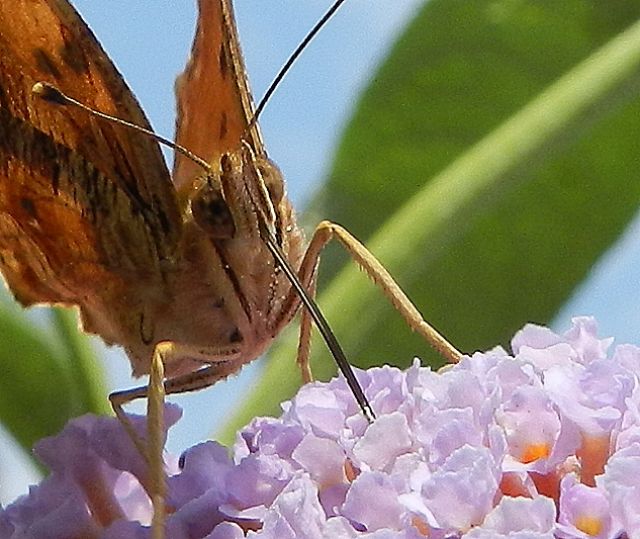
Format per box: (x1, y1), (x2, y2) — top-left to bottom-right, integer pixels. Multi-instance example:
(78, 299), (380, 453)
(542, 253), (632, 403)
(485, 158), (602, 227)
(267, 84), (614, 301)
(557, 474), (611, 539)
(2, 317), (640, 538)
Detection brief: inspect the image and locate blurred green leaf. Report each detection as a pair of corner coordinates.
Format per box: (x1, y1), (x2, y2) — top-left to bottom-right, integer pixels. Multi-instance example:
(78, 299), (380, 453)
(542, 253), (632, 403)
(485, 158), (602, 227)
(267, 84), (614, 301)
(0, 298), (106, 458)
(50, 307), (109, 416)
(220, 0), (640, 440)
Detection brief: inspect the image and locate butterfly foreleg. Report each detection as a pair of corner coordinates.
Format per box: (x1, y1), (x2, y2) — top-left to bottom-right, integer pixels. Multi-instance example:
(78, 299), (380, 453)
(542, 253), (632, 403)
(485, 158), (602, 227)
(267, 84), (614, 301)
(109, 341), (244, 445)
(109, 341), (244, 538)
(148, 351), (166, 539)
(293, 220), (462, 378)
(107, 348), (167, 539)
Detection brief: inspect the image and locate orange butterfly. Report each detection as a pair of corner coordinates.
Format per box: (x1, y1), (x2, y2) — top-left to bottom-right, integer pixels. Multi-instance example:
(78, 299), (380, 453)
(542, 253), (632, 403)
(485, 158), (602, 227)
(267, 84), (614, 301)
(0, 0), (460, 474)
(0, 0), (313, 401)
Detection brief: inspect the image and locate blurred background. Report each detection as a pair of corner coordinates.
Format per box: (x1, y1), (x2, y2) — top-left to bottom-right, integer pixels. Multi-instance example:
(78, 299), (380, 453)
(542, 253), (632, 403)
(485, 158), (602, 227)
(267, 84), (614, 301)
(2, 0), (640, 506)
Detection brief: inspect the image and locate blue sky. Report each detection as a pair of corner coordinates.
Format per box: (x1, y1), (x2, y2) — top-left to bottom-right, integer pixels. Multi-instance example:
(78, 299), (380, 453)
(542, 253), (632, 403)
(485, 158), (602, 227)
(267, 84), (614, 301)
(3, 0), (640, 505)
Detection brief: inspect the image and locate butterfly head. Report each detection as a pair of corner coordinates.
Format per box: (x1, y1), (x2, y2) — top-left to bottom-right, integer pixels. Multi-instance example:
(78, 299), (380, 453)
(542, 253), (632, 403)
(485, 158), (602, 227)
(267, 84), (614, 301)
(189, 143), (286, 243)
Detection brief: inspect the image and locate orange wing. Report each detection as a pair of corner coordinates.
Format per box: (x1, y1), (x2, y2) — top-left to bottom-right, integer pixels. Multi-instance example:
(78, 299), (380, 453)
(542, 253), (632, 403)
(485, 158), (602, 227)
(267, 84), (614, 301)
(0, 0), (182, 306)
(173, 0), (264, 190)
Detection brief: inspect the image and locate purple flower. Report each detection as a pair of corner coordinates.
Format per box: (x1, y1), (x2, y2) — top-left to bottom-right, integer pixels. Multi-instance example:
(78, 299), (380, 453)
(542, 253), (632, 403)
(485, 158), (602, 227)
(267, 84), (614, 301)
(557, 474), (611, 539)
(3, 317), (640, 538)
(1, 405), (182, 538)
(463, 496), (556, 538)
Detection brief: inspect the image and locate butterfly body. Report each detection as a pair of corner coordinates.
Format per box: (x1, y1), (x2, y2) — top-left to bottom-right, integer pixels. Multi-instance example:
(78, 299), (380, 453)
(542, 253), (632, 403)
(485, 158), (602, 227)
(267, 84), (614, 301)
(0, 0), (305, 380)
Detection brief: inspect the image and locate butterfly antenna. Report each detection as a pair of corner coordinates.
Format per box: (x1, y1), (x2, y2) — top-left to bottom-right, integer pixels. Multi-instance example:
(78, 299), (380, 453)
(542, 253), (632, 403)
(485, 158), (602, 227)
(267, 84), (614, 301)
(245, 0), (348, 135)
(32, 82), (212, 173)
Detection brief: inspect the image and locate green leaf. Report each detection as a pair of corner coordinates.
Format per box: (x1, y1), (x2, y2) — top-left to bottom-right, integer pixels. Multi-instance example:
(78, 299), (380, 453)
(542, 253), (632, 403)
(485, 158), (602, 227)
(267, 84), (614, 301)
(0, 298), (106, 456)
(219, 0), (640, 441)
(50, 307), (109, 416)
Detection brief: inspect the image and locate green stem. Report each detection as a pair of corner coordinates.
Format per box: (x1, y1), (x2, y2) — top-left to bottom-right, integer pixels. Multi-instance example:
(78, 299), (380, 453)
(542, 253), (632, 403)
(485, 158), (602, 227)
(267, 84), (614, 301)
(218, 17), (640, 443)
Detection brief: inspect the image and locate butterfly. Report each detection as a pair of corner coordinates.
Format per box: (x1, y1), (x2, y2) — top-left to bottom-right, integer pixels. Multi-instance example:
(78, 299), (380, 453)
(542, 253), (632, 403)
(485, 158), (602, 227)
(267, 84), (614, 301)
(0, 0), (459, 461)
(0, 0), (308, 402)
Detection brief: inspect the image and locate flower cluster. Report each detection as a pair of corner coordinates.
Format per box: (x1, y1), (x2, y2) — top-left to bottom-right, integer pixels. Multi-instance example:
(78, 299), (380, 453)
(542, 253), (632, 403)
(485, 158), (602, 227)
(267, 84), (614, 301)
(2, 317), (640, 538)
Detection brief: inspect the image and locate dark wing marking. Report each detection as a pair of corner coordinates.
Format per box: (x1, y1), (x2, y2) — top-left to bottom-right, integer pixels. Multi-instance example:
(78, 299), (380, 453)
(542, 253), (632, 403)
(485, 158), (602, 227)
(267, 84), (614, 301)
(0, 0), (182, 306)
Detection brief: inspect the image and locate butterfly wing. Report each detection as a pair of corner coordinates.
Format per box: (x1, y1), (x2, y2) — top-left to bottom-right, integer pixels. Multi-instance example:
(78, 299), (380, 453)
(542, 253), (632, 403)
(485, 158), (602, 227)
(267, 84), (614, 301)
(173, 0), (264, 190)
(0, 0), (182, 308)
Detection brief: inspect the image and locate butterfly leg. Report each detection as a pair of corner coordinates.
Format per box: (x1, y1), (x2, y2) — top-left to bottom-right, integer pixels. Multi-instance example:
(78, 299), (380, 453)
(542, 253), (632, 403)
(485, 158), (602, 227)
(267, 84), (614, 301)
(148, 351), (166, 539)
(109, 341), (244, 460)
(291, 220), (462, 380)
(109, 341), (243, 538)
(295, 275), (317, 384)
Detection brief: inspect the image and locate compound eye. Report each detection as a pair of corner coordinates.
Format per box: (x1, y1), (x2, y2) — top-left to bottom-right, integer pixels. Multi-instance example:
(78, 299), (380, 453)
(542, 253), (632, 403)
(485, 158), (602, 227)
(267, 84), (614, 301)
(256, 157), (284, 206)
(191, 184), (235, 239)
